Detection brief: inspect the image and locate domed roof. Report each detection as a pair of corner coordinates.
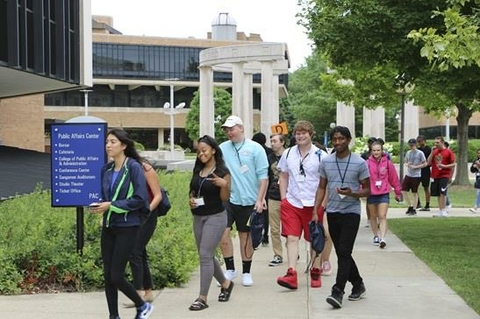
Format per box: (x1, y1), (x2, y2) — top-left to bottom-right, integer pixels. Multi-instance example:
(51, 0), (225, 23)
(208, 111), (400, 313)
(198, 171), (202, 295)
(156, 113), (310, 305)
(212, 12), (237, 26)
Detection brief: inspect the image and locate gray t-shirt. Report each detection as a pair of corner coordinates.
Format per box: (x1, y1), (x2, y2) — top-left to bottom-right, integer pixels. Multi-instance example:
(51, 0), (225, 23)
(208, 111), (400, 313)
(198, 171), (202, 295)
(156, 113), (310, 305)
(319, 152), (370, 215)
(405, 149), (426, 178)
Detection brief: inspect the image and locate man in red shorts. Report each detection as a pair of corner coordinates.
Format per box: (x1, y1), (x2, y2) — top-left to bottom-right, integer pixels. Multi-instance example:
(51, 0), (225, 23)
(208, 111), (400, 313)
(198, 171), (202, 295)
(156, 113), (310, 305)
(276, 121), (328, 290)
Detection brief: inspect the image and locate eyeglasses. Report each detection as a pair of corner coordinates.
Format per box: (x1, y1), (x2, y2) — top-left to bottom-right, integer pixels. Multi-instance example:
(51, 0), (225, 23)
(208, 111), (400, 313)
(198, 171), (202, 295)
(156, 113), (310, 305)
(299, 162), (306, 176)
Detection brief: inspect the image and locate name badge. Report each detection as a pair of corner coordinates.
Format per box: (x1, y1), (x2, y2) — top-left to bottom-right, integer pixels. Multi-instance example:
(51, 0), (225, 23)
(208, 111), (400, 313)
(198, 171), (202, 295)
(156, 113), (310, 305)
(338, 193), (346, 200)
(239, 165), (249, 173)
(194, 197), (205, 206)
(295, 174), (306, 183)
(375, 180), (382, 187)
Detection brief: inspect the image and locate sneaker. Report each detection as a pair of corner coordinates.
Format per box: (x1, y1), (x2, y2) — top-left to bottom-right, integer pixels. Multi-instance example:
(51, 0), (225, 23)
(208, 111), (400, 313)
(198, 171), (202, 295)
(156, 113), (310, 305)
(277, 268), (298, 289)
(419, 206), (430, 211)
(373, 236), (380, 246)
(268, 255), (283, 267)
(310, 267), (322, 288)
(410, 208), (417, 215)
(224, 269), (238, 281)
(446, 204), (452, 211)
(326, 288), (344, 308)
(135, 302), (153, 319)
(379, 239), (386, 249)
(405, 206), (413, 215)
(469, 207), (478, 214)
(242, 273), (253, 287)
(321, 261), (332, 276)
(348, 282), (366, 301)
(432, 211), (448, 218)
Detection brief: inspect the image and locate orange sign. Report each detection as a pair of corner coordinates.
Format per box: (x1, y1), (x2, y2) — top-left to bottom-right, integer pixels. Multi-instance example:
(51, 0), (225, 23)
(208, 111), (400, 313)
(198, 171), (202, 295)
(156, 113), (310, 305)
(271, 122), (288, 135)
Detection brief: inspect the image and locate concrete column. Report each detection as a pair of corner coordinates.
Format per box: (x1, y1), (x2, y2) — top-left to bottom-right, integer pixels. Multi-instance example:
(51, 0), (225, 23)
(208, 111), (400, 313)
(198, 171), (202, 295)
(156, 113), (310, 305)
(404, 100), (419, 141)
(199, 66), (214, 137)
(242, 73), (253, 139)
(363, 107), (385, 139)
(232, 62), (245, 118)
(261, 61), (274, 138)
(157, 128), (165, 149)
(336, 101), (356, 142)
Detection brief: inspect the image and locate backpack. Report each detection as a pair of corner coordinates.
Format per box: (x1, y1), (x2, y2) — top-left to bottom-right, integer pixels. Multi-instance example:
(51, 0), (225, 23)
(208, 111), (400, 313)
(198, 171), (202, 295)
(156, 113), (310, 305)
(147, 183), (171, 217)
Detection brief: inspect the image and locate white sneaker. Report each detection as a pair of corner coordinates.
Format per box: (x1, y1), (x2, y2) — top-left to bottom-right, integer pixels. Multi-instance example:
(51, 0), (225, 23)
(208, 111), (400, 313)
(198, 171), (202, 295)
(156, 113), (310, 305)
(432, 211), (448, 218)
(469, 208), (478, 214)
(446, 204), (452, 211)
(242, 273), (253, 286)
(224, 269), (238, 281)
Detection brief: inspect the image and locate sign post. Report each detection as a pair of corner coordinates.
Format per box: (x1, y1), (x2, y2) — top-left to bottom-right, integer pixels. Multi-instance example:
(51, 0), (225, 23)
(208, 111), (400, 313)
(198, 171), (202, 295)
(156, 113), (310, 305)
(50, 122), (107, 254)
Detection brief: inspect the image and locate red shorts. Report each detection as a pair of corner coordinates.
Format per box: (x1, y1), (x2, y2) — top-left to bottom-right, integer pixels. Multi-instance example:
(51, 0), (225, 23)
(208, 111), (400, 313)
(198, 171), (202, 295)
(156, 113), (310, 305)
(280, 198), (324, 241)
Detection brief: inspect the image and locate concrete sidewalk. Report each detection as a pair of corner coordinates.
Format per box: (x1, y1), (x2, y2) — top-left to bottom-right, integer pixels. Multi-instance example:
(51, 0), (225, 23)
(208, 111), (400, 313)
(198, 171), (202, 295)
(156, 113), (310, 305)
(0, 208), (479, 318)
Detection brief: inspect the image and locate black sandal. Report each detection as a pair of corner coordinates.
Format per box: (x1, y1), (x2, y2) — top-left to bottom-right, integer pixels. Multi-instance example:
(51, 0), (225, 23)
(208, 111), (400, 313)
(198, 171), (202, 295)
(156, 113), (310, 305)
(189, 298), (209, 311)
(218, 281), (234, 302)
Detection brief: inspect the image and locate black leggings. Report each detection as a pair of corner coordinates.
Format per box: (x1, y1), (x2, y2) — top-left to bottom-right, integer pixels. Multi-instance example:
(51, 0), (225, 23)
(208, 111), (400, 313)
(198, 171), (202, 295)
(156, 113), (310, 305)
(101, 226), (144, 317)
(130, 210), (158, 290)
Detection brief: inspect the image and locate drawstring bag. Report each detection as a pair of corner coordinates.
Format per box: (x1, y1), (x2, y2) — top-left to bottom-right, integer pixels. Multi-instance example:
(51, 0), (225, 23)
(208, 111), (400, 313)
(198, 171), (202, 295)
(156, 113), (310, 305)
(249, 210), (265, 249)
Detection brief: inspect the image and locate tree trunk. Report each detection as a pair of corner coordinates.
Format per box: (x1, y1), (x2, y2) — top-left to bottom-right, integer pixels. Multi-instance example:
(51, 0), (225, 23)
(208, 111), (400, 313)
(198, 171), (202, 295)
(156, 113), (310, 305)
(453, 103), (473, 186)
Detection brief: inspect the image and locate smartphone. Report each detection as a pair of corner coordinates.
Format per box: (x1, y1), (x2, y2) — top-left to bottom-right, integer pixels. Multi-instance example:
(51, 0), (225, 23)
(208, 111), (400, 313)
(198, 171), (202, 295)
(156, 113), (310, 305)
(88, 203), (101, 208)
(340, 187), (348, 191)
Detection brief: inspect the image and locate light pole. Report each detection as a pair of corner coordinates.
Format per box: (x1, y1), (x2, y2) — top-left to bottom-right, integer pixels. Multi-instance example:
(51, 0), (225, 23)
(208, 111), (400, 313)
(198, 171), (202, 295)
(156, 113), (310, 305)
(163, 98), (185, 156)
(79, 89), (92, 116)
(394, 73), (415, 183)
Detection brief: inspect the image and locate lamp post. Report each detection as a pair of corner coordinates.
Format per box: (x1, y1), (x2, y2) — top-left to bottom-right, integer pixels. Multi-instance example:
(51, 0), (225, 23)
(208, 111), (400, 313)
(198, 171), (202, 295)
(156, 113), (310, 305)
(394, 73), (415, 183)
(79, 89), (92, 116)
(163, 99), (185, 156)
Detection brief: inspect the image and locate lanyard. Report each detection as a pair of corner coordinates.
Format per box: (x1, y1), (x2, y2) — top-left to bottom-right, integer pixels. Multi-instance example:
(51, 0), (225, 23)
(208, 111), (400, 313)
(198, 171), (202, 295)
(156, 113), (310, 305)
(197, 166), (216, 197)
(298, 147), (310, 176)
(232, 140), (246, 166)
(335, 152), (351, 186)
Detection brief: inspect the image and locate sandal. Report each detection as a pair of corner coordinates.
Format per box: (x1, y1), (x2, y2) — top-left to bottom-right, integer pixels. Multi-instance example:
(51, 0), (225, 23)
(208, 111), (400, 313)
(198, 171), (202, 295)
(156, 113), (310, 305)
(218, 281), (234, 302)
(189, 298), (209, 311)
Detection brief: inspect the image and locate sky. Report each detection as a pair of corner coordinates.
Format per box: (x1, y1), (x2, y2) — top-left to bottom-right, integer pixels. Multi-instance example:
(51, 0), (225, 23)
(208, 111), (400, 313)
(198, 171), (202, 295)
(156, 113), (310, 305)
(91, 0), (312, 70)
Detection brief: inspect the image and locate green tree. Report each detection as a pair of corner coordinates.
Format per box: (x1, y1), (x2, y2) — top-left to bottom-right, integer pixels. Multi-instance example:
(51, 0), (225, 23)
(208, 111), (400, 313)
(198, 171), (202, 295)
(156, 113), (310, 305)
(299, 0), (480, 185)
(185, 88), (232, 144)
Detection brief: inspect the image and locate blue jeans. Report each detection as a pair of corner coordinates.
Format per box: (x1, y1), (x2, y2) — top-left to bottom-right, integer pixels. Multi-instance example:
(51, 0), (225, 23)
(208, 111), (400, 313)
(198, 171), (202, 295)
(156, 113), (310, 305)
(327, 212), (363, 292)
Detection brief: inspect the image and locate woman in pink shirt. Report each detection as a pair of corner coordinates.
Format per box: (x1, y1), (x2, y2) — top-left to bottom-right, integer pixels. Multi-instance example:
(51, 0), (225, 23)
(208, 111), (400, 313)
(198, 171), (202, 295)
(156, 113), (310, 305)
(366, 142), (401, 248)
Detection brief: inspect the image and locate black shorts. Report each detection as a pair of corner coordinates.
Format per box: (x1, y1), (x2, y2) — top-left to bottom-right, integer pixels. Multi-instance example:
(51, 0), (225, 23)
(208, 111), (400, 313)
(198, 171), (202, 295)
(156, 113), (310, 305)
(402, 175), (421, 192)
(420, 169), (431, 188)
(430, 178), (449, 197)
(225, 202), (254, 232)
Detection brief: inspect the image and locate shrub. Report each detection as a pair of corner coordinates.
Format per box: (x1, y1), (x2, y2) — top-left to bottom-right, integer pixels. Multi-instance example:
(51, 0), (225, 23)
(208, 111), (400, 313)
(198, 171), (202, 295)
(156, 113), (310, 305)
(0, 171), (197, 294)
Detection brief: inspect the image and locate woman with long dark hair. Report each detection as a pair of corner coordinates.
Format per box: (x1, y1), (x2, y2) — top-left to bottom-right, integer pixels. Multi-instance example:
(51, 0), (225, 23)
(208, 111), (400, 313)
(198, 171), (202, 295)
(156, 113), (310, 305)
(89, 128), (154, 319)
(188, 135), (233, 311)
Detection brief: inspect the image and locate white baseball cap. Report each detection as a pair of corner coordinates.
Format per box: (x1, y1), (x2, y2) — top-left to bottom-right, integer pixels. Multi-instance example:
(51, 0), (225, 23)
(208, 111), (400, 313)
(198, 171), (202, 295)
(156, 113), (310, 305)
(221, 115), (243, 128)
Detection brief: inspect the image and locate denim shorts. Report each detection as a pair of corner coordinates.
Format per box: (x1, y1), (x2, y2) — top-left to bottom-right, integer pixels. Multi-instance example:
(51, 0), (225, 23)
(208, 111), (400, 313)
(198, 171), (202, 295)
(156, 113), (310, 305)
(367, 193), (390, 205)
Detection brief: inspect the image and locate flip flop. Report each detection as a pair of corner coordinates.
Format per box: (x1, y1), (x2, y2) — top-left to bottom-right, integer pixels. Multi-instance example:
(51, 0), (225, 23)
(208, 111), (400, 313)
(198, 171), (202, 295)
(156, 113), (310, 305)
(189, 298), (209, 311)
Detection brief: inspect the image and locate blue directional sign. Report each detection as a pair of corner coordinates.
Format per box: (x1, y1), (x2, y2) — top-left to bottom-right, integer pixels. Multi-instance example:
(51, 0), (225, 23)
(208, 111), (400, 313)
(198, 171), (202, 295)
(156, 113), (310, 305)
(50, 123), (107, 207)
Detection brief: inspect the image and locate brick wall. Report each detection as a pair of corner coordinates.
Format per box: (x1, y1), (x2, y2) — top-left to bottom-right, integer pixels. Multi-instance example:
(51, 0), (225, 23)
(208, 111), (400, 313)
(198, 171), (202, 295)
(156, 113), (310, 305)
(0, 95), (45, 152)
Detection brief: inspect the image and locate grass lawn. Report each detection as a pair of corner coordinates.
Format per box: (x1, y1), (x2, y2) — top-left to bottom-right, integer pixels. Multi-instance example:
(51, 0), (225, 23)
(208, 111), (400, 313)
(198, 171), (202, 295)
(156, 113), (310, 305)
(390, 185), (477, 209)
(389, 217), (480, 315)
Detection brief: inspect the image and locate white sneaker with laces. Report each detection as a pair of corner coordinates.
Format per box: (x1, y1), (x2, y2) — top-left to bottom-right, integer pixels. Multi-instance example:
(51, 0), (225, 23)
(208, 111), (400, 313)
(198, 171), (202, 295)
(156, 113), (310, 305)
(242, 273), (253, 286)
(446, 204), (452, 211)
(469, 207), (478, 214)
(224, 269), (238, 281)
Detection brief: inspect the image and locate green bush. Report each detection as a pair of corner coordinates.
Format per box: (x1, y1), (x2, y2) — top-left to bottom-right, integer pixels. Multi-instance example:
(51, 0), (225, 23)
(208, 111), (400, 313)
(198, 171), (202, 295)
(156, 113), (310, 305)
(0, 172), (197, 294)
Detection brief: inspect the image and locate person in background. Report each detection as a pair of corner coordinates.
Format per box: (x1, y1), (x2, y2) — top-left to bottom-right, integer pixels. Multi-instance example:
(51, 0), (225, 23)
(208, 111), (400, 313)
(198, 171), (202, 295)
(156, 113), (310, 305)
(126, 159), (162, 307)
(266, 133), (286, 267)
(417, 135), (432, 211)
(444, 141), (454, 211)
(427, 136), (456, 218)
(219, 116), (269, 287)
(314, 126), (370, 309)
(402, 139), (427, 216)
(469, 148), (480, 213)
(366, 141), (402, 248)
(188, 135), (233, 311)
(89, 128), (154, 319)
(252, 132), (273, 247)
(276, 121), (328, 290)
(360, 137), (377, 228)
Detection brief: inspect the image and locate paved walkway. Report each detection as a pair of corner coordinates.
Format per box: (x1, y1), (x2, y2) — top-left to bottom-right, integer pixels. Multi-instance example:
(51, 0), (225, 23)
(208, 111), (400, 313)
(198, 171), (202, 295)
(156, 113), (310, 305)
(0, 208), (479, 319)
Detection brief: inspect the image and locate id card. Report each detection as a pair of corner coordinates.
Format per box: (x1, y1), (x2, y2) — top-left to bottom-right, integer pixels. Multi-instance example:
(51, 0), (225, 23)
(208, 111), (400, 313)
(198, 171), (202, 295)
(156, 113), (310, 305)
(375, 180), (382, 187)
(194, 197), (205, 206)
(295, 174), (306, 183)
(239, 165), (249, 174)
(338, 193), (346, 200)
